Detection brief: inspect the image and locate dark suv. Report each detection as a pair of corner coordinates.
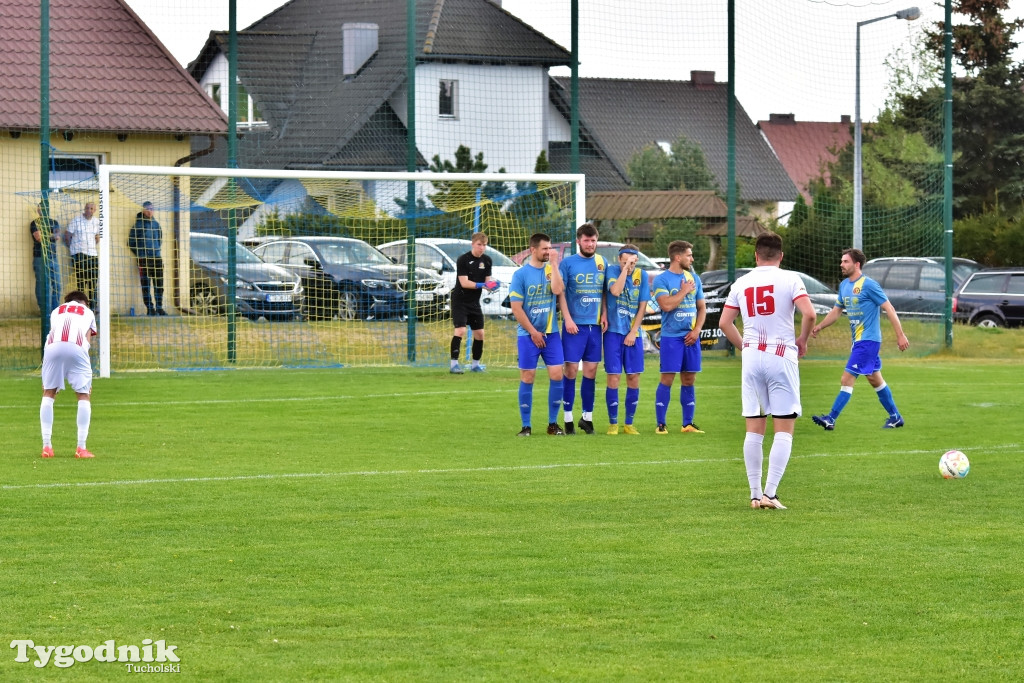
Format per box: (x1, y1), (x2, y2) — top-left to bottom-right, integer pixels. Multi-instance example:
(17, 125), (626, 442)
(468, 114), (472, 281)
(252, 236), (446, 321)
(953, 268), (1024, 328)
(861, 257), (980, 318)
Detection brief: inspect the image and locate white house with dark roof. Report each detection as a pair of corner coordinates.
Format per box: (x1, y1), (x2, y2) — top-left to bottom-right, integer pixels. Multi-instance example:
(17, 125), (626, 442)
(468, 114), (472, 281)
(188, 0), (571, 176)
(187, 0), (796, 225)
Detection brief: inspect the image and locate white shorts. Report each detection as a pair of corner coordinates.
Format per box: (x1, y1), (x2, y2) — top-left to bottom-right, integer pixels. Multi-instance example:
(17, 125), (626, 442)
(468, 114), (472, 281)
(740, 348), (801, 418)
(42, 342), (93, 394)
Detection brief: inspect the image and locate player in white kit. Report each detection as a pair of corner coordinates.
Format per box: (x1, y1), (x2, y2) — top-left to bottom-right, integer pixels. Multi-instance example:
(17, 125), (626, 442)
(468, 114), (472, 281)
(40, 291), (98, 459)
(718, 233), (816, 510)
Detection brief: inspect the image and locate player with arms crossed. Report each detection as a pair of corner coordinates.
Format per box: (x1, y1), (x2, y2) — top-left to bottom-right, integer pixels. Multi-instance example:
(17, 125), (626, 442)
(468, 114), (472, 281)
(448, 232), (499, 374)
(810, 248), (909, 430)
(718, 232), (816, 510)
(601, 244), (649, 435)
(558, 222), (606, 434)
(508, 233), (566, 436)
(40, 290), (98, 459)
(651, 240), (706, 434)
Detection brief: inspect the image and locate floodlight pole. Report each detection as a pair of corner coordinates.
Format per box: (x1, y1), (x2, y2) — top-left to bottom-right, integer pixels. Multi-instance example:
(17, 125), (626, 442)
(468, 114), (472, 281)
(854, 7), (920, 251)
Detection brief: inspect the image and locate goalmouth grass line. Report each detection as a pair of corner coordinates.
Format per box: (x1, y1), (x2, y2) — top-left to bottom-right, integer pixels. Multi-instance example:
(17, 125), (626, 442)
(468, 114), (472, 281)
(3, 443), (1017, 492)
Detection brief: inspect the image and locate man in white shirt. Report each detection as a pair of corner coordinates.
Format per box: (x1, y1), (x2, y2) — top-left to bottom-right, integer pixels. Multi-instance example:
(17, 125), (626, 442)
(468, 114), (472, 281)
(40, 290), (98, 459)
(65, 201), (101, 310)
(718, 232), (816, 510)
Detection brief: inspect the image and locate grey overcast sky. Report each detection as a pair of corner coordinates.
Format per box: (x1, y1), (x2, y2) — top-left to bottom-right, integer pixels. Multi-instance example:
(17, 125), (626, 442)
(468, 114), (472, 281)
(126, 0), (1024, 123)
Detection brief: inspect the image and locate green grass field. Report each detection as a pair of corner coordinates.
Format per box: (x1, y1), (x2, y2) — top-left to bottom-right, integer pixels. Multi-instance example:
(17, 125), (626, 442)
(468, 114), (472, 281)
(2, 359), (1022, 680)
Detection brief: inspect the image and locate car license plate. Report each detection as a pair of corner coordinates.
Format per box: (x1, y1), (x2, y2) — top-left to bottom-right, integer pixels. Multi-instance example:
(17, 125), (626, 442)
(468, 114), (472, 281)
(415, 291), (433, 302)
(266, 294), (291, 302)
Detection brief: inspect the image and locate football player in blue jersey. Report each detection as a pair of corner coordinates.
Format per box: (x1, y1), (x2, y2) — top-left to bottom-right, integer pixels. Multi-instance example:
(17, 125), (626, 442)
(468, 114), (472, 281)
(507, 233), (566, 436)
(810, 248), (910, 430)
(651, 240), (706, 435)
(558, 223), (606, 434)
(601, 244), (650, 435)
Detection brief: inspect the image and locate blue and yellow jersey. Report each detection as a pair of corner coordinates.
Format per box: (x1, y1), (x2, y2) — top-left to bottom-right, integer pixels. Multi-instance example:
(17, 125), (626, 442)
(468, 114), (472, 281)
(604, 265), (649, 335)
(559, 253), (606, 325)
(508, 262), (558, 336)
(837, 275), (888, 343)
(652, 269), (704, 337)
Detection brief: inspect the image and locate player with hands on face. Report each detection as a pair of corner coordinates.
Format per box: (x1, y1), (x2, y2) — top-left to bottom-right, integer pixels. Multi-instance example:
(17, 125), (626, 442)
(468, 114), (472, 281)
(651, 240), (705, 435)
(601, 244), (649, 435)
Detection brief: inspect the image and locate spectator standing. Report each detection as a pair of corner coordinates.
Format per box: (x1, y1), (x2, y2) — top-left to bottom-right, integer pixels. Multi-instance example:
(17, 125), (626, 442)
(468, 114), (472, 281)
(30, 202), (62, 314)
(65, 202), (101, 311)
(128, 201), (166, 315)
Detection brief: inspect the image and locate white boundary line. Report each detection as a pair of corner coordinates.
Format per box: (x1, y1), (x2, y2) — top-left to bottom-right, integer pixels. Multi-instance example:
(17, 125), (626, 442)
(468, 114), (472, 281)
(3, 444), (1017, 492)
(0, 389), (502, 410)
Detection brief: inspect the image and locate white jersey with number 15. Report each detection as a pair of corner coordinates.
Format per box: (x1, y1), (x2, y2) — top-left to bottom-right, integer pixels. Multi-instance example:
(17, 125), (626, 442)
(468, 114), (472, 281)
(724, 267), (808, 363)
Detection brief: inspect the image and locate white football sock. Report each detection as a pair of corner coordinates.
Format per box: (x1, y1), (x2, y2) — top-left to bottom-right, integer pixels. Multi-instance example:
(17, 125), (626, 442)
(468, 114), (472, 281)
(40, 396), (55, 447)
(77, 400), (92, 449)
(743, 432), (765, 499)
(764, 432), (794, 498)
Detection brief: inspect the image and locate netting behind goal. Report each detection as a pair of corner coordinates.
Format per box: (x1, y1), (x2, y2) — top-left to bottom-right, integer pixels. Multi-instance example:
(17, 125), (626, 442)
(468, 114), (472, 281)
(88, 166), (581, 374)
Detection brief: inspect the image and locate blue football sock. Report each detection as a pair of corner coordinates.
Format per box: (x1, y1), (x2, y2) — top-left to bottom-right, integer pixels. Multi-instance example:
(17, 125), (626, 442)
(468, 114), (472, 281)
(548, 379), (564, 425)
(681, 385), (696, 426)
(655, 383), (671, 425)
(606, 387), (619, 424)
(876, 383), (898, 415)
(562, 377), (577, 415)
(830, 387), (852, 419)
(625, 387), (640, 424)
(518, 382), (532, 428)
(581, 376), (596, 414)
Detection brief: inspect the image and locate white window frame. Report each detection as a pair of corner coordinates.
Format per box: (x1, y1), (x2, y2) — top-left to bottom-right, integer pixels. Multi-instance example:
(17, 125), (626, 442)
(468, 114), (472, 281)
(439, 79), (458, 119)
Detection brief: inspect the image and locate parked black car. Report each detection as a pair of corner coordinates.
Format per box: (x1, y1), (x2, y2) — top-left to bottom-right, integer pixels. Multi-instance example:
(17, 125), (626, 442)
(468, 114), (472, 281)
(699, 268), (839, 315)
(251, 236), (446, 321)
(188, 233), (303, 321)
(953, 267), (1024, 328)
(861, 257), (980, 319)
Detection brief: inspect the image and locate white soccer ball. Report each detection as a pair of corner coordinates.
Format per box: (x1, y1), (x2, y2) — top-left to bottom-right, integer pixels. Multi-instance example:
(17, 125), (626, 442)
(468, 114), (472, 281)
(939, 450), (970, 479)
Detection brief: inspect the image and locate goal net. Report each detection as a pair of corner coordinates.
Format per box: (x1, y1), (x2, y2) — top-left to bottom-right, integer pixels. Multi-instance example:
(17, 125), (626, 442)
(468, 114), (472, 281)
(95, 165), (584, 375)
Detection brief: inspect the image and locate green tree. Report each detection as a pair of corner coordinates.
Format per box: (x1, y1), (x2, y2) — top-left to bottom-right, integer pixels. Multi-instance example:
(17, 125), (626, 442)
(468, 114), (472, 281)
(901, 0), (1024, 216)
(626, 135), (718, 192)
(427, 144), (507, 211)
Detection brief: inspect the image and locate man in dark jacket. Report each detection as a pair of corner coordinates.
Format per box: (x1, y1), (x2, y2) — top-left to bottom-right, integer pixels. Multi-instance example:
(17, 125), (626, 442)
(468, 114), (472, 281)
(128, 201), (165, 315)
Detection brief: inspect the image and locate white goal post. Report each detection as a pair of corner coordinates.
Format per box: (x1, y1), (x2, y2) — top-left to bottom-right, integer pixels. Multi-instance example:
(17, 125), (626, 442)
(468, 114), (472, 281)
(96, 164), (586, 376)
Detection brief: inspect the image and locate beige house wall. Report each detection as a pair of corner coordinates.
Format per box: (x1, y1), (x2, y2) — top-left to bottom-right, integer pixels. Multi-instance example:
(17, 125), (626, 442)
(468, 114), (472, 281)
(2, 132), (196, 316)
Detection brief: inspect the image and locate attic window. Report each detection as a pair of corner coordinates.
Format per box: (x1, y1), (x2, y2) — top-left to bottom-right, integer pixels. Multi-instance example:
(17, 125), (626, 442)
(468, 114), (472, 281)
(207, 83), (221, 108)
(236, 82), (265, 128)
(343, 23), (379, 78)
(439, 80), (458, 118)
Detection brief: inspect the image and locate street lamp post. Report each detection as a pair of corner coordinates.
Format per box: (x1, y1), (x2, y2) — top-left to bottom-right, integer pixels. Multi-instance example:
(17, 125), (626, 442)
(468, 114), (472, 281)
(854, 6), (921, 251)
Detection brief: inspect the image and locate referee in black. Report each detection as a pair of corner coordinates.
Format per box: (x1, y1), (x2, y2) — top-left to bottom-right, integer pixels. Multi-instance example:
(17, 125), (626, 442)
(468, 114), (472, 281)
(449, 232), (498, 373)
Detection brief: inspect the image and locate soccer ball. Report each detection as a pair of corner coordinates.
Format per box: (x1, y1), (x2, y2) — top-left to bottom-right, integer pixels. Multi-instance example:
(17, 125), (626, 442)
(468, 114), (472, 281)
(939, 450), (970, 479)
